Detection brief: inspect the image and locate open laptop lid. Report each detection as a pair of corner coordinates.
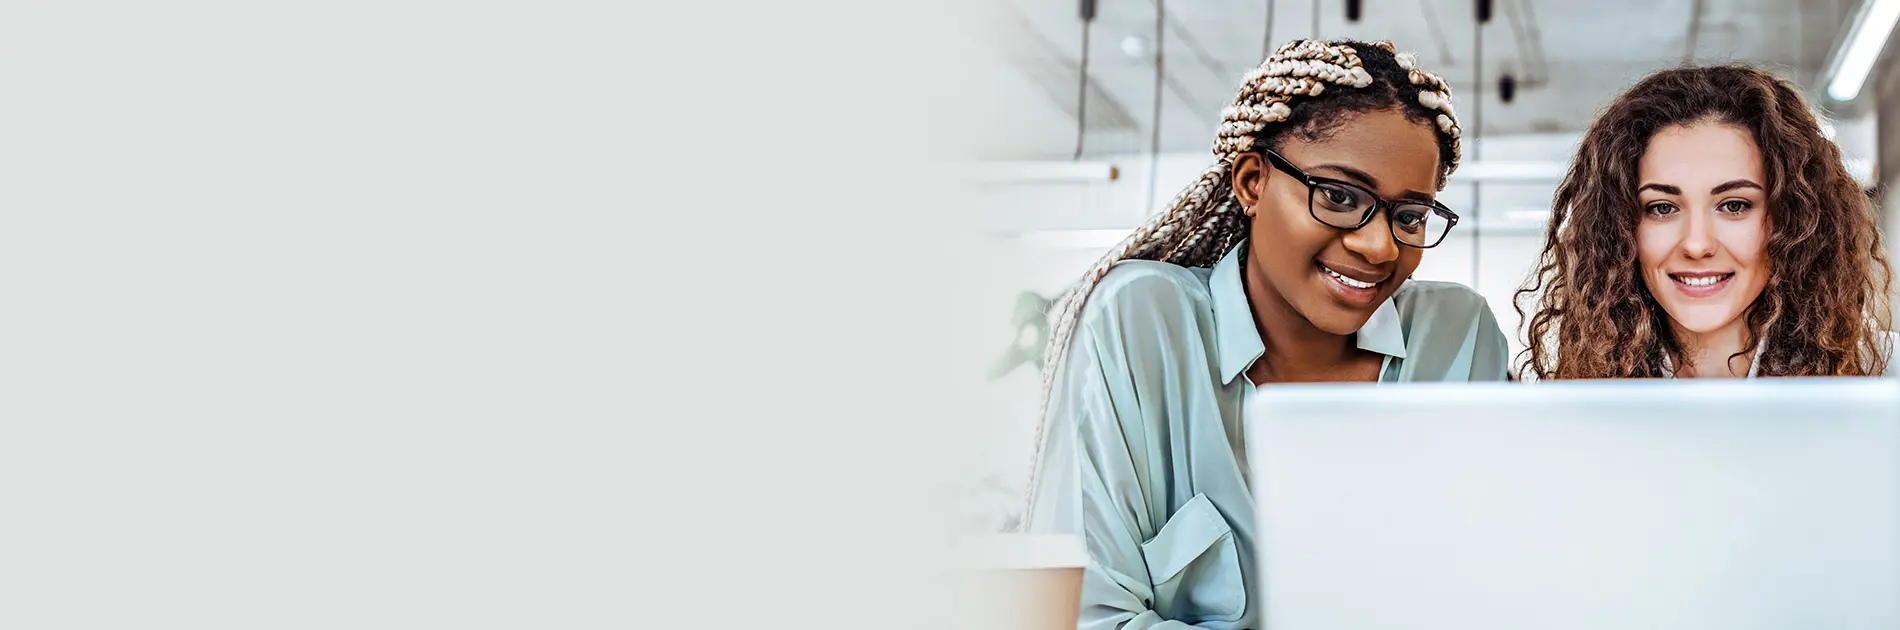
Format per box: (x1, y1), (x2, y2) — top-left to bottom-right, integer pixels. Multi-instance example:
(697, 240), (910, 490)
(1247, 378), (1900, 629)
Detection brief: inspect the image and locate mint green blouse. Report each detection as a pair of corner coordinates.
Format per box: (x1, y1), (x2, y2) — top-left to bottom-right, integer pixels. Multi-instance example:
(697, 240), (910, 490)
(1029, 240), (1510, 629)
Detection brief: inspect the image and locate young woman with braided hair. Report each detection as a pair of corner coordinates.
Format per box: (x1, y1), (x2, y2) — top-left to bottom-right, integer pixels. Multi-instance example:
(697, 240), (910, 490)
(1517, 64), (1894, 380)
(1025, 39), (1508, 629)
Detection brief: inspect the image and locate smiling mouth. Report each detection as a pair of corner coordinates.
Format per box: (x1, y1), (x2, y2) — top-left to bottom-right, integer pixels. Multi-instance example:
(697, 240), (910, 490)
(1668, 272), (1735, 297)
(1671, 272), (1734, 287)
(1317, 262), (1387, 290)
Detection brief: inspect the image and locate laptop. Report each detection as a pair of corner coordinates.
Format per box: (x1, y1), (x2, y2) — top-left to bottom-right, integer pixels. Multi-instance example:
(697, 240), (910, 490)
(1248, 377), (1900, 629)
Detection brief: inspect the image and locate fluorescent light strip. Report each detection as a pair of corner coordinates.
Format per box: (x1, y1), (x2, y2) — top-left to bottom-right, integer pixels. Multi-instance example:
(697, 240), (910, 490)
(1448, 161), (1569, 182)
(1017, 228), (1133, 249)
(1505, 209), (1552, 223)
(1828, 0), (1900, 101)
(965, 162), (1120, 184)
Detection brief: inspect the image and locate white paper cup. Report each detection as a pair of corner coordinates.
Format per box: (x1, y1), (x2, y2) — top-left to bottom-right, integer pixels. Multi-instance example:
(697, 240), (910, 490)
(949, 534), (1087, 630)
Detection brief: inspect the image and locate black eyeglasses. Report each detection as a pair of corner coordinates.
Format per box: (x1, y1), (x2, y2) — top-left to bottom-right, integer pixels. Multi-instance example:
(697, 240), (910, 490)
(1258, 149), (1460, 248)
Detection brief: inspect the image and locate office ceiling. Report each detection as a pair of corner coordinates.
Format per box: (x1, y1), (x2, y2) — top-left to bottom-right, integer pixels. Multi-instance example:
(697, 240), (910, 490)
(987, 0), (1859, 158)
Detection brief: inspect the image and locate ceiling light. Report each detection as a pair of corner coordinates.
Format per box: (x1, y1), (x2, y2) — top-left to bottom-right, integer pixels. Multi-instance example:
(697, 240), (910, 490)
(1120, 35), (1149, 59)
(1018, 229), (1132, 249)
(1824, 0), (1900, 101)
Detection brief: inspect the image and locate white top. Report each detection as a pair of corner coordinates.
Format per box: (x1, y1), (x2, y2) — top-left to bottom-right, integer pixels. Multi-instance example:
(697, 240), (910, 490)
(1659, 331), (1900, 378)
(1659, 342), (1766, 379)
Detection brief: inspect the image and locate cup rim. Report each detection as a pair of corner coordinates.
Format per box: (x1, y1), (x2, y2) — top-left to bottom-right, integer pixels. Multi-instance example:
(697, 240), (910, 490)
(951, 533), (1088, 570)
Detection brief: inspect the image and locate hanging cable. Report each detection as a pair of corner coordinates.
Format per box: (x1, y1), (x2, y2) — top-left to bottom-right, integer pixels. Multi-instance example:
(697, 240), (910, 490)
(1311, 0), (1320, 38)
(1504, 0), (1548, 83)
(1145, 0), (1166, 213)
(1513, 0), (1550, 82)
(1471, 1), (1486, 282)
(1683, 0), (1704, 64)
(1262, 0), (1276, 60)
(1074, 0), (1097, 160)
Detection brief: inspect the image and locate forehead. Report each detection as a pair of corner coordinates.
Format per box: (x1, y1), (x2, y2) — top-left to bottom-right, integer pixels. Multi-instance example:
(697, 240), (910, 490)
(1280, 108), (1440, 193)
(1639, 122), (1763, 184)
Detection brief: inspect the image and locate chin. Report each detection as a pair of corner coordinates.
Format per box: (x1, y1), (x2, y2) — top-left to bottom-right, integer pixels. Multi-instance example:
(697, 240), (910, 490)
(1661, 305), (1742, 336)
(1298, 299), (1383, 336)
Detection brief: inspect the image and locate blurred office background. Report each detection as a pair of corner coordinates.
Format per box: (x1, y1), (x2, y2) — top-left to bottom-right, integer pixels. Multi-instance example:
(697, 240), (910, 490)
(956, 0), (1900, 531)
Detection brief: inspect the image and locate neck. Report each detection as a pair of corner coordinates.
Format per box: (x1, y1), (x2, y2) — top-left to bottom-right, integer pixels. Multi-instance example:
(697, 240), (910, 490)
(1242, 257), (1360, 382)
(1674, 317), (1753, 378)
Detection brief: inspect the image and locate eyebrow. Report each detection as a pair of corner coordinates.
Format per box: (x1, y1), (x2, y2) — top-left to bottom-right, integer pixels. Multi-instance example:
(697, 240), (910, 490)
(1637, 180), (1764, 196)
(1709, 178), (1763, 195)
(1310, 163), (1435, 203)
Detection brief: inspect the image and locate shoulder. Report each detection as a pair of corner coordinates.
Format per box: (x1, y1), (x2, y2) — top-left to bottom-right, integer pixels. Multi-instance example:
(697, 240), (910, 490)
(1076, 260), (1215, 326)
(1062, 260), (1223, 377)
(1390, 279), (1495, 323)
(1389, 280), (1511, 380)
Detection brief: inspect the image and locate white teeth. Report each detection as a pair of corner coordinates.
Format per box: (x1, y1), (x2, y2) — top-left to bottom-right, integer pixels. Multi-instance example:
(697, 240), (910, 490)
(1322, 265), (1377, 289)
(1675, 274), (1729, 287)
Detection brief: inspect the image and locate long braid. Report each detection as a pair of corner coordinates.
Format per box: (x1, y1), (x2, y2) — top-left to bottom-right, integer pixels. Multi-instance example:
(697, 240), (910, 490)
(1016, 39), (1462, 531)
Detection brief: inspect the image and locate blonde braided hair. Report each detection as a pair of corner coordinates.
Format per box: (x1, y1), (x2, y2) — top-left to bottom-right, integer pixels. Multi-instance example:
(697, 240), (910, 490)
(1018, 39), (1462, 531)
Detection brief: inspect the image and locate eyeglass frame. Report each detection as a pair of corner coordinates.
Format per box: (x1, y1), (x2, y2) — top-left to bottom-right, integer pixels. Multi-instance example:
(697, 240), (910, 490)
(1255, 148), (1461, 249)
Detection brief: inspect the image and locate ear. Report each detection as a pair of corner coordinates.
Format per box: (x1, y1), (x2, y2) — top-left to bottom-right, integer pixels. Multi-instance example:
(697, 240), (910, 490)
(1231, 152), (1267, 217)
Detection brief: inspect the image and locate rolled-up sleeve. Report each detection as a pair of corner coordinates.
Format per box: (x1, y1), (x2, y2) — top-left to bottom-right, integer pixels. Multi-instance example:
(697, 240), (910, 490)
(1032, 269), (1231, 630)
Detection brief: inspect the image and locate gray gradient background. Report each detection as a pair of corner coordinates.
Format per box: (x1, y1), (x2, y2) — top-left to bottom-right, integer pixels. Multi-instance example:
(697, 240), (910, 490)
(0, 0), (1000, 627)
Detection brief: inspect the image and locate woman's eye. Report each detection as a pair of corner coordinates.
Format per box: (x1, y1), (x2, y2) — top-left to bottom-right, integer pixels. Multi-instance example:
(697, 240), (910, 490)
(1719, 199), (1752, 214)
(1645, 202), (1678, 216)
(1323, 188), (1355, 206)
(1393, 209), (1427, 230)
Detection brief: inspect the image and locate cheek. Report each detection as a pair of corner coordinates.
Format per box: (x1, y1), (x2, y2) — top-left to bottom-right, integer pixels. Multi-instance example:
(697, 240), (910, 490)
(1394, 252), (1424, 283)
(1252, 188), (1327, 254)
(1635, 222), (1672, 271)
(1723, 218), (1769, 273)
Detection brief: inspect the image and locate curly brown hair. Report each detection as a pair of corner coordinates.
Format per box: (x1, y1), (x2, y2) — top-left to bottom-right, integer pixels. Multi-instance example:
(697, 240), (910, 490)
(1516, 64), (1890, 379)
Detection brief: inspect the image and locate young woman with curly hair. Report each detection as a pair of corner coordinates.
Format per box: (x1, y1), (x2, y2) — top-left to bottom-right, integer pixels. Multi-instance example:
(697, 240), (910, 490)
(1517, 64), (1894, 379)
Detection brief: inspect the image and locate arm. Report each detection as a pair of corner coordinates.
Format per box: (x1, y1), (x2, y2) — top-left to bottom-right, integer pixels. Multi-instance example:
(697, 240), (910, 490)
(1034, 286), (1232, 630)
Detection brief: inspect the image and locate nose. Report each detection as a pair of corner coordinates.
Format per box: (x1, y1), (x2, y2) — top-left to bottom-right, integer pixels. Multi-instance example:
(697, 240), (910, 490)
(1342, 210), (1401, 265)
(1680, 205), (1718, 259)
